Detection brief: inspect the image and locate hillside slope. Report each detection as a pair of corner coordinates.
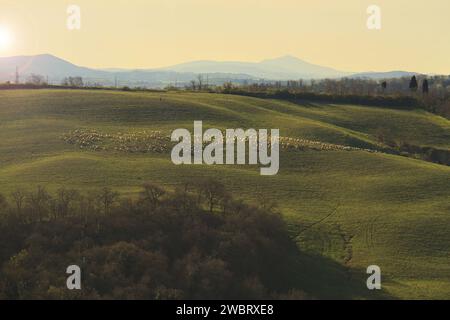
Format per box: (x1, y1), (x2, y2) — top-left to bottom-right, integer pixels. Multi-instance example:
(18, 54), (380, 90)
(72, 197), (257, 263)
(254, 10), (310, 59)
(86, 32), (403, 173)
(0, 89), (449, 299)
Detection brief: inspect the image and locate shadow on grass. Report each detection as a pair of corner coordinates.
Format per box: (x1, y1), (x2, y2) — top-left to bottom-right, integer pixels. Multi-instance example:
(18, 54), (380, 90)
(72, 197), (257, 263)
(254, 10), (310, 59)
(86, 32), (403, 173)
(289, 251), (394, 300)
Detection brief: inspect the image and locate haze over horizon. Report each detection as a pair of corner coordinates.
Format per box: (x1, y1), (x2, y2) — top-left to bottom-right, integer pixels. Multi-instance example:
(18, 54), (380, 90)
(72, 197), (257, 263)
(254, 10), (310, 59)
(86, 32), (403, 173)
(0, 52), (340, 71)
(0, 0), (449, 74)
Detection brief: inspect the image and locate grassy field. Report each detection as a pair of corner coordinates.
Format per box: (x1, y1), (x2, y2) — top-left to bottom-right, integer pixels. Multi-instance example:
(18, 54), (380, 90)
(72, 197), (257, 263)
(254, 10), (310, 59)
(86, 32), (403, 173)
(0, 89), (449, 299)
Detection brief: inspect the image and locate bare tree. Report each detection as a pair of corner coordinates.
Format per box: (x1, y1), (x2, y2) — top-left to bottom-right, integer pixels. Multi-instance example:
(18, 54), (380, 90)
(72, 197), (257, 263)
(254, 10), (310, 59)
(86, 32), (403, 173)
(28, 186), (51, 222)
(139, 182), (165, 213)
(62, 76), (84, 87)
(195, 179), (229, 213)
(10, 189), (26, 215)
(27, 74), (46, 85)
(190, 80), (197, 91)
(97, 187), (119, 215)
(56, 188), (80, 217)
(197, 74), (204, 91)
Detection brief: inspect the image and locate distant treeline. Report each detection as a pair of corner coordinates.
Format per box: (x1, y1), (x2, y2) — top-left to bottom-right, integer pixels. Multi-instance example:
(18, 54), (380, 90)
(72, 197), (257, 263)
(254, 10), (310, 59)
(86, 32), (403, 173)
(0, 83), (164, 93)
(213, 76), (450, 118)
(219, 88), (423, 110)
(0, 180), (314, 300)
(192, 75), (450, 118)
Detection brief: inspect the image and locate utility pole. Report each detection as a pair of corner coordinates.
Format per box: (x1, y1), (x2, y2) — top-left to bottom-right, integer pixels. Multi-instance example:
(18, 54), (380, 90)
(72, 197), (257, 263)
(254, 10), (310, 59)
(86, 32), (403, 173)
(15, 66), (19, 84)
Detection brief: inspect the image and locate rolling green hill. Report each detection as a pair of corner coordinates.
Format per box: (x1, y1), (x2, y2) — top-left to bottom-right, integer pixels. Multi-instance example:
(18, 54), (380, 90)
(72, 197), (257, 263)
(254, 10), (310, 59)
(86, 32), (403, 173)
(0, 89), (449, 299)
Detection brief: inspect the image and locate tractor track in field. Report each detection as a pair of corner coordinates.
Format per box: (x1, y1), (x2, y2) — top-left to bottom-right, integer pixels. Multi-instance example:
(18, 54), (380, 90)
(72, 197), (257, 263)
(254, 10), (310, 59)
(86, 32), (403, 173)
(364, 215), (386, 250)
(296, 203), (341, 236)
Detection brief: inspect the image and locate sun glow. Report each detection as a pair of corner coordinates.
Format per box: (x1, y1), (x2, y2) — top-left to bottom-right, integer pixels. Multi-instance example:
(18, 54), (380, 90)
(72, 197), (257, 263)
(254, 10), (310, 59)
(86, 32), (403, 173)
(0, 26), (12, 50)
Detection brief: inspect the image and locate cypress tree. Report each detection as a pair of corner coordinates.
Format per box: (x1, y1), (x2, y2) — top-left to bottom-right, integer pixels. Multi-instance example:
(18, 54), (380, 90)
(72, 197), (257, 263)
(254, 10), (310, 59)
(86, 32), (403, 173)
(409, 76), (418, 92)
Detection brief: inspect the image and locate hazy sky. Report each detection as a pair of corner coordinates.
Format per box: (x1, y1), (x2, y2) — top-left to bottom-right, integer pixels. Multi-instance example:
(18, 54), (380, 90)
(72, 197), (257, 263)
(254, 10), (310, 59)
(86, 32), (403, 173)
(0, 0), (449, 73)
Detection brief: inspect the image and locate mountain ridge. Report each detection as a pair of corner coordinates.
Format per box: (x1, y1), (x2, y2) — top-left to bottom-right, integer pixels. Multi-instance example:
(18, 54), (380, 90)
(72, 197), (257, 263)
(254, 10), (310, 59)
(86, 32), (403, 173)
(0, 53), (421, 87)
(158, 54), (349, 79)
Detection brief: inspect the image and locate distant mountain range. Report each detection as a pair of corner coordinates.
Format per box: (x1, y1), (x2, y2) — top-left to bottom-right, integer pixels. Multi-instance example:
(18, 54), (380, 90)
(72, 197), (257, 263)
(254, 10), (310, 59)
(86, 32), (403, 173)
(0, 54), (421, 88)
(158, 55), (348, 79)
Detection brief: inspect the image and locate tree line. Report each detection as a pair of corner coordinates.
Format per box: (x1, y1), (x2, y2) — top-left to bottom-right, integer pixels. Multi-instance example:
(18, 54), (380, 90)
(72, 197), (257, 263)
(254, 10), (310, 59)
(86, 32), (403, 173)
(209, 75), (450, 118)
(0, 180), (312, 300)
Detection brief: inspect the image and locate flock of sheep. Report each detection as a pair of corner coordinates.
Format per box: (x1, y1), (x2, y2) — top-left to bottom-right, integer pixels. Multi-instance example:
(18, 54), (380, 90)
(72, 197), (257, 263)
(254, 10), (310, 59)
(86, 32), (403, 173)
(62, 129), (170, 153)
(61, 128), (374, 154)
